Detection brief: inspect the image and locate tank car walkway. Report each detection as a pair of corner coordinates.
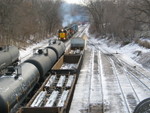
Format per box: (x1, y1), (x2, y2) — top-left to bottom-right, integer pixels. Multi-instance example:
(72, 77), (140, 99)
(69, 49), (150, 113)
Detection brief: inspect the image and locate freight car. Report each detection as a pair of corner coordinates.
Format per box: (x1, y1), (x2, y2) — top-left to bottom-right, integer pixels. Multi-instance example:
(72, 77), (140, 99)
(18, 55), (84, 113)
(19, 73), (77, 113)
(58, 24), (78, 41)
(69, 24), (78, 36)
(0, 46), (19, 74)
(18, 38), (85, 113)
(65, 37), (85, 55)
(70, 37), (85, 50)
(0, 41), (66, 113)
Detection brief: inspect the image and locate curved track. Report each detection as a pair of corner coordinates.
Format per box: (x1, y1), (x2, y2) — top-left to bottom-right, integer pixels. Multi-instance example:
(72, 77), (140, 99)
(98, 43), (150, 113)
(70, 39), (150, 113)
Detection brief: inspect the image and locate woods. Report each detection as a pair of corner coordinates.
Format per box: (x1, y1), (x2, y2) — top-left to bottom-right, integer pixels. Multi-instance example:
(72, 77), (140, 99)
(1, 0), (150, 47)
(86, 0), (150, 43)
(0, 0), (61, 47)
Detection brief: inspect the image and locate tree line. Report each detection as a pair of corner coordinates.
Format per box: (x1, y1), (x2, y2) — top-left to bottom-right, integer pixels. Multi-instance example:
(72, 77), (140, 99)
(86, 0), (150, 44)
(0, 0), (61, 47)
(2, 0), (148, 47)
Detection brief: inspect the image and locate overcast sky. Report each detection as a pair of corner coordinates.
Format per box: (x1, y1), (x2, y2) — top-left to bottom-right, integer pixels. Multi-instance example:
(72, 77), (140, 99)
(64, 0), (83, 4)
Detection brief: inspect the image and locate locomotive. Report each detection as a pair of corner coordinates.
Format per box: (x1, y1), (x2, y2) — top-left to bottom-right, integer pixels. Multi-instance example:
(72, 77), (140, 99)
(0, 41), (66, 113)
(58, 24), (78, 41)
(0, 46), (19, 74)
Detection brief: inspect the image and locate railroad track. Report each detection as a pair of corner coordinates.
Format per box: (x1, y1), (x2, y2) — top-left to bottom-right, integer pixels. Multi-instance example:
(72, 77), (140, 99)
(110, 58), (139, 113)
(70, 49), (103, 113)
(98, 44), (150, 112)
(89, 50), (103, 113)
(70, 39), (150, 113)
(93, 40), (150, 90)
(108, 55), (150, 93)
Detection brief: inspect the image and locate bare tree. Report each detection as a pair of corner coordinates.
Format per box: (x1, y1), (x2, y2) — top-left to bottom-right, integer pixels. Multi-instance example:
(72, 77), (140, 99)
(86, 0), (104, 33)
(131, 0), (150, 24)
(0, 0), (62, 47)
(85, 0), (135, 43)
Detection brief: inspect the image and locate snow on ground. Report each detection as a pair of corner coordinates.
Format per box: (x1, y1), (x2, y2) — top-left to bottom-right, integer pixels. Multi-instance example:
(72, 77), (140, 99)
(17, 26), (150, 113)
(19, 23), (150, 70)
(87, 34), (150, 70)
(19, 36), (57, 62)
(70, 30), (150, 113)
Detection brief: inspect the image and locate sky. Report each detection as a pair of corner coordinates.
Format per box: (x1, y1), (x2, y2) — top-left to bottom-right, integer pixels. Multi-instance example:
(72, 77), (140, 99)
(64, 0), (82, 4)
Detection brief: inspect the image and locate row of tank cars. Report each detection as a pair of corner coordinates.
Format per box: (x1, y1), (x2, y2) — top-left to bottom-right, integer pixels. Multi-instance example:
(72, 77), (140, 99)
(0, 41), (66, 113)
(58, 24), (78, 41)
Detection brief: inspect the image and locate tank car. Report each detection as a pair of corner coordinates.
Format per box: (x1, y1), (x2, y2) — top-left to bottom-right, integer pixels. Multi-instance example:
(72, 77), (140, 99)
(133, 98), (150, 113)
(25, 48), (57, 78)
(0, 63), (40, 113)
(25, 41), (65, 78)
(0, 41), (66, 113)
(0, 46), (19, 70)
(71, 37), (85, 49)
(47, 40), (66, 59)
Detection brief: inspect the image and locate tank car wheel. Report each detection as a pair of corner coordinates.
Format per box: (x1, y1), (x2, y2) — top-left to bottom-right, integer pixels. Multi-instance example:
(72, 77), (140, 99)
(133, 98), (150, 113)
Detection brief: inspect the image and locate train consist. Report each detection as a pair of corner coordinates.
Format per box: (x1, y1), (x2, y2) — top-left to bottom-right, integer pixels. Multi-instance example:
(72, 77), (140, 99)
(0, 46), (19, 75)
(0, 41), (66, 113)
(0, 31), (146, 113)
(58, 24), (78, 41)
(18, 38), (85, 113)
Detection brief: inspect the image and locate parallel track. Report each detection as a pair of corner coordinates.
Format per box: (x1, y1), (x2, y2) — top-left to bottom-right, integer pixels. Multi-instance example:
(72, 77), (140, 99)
(83, 40), (150, 113)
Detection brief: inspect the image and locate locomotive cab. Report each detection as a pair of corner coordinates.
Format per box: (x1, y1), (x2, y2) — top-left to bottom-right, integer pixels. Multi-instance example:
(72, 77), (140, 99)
(58, 24), (78, 41)
(58, 29), (68, 41)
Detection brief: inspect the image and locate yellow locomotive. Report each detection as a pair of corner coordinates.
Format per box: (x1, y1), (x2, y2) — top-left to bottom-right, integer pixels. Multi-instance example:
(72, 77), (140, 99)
(58, 24), (78, 41)
(58, 29), (68, 41)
